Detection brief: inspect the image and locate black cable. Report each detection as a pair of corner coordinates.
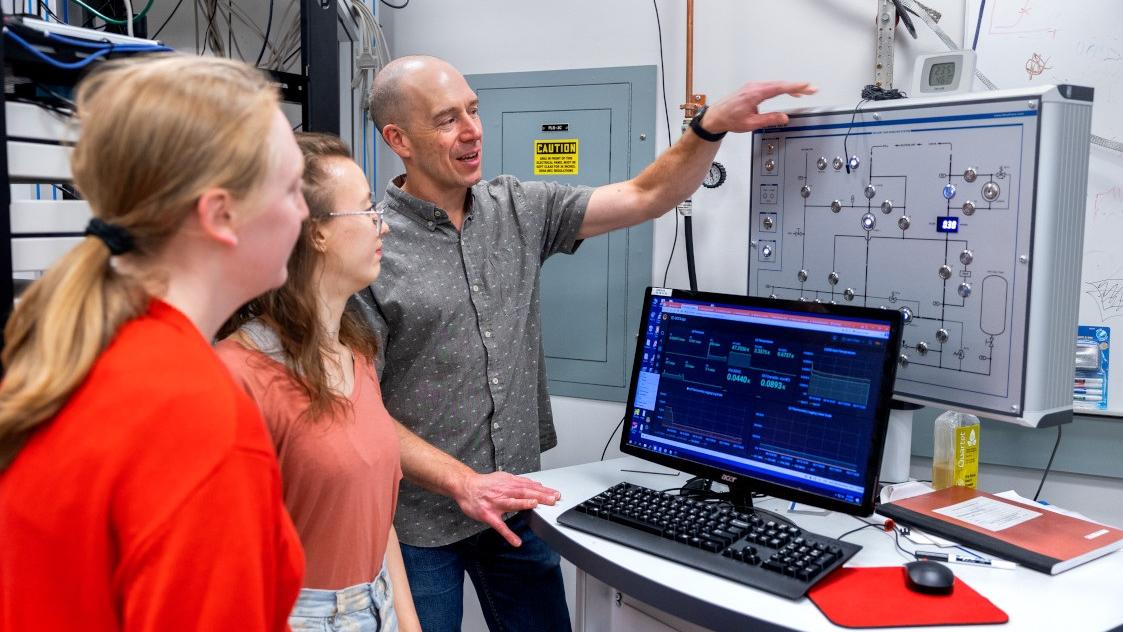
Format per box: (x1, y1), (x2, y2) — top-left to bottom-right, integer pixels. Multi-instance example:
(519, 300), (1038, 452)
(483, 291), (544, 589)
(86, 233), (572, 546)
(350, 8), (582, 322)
(379, 0), (408, 8)
(599, 414), (626, 461)
(1033, 425), (1063, 501)
(842, 98), (868, 174)
(683, 216), (698, 291)
(971, 0), (986, 51)
(835, 521), (883, 542)
(652, 0), (679, 289)
(151, 0), (186, 39)
(253, 0), (272, 66)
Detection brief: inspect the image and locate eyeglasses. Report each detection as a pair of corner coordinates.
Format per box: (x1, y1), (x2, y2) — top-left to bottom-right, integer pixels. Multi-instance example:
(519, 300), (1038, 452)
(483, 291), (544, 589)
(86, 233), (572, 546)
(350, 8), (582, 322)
(326, 202), (384, 232)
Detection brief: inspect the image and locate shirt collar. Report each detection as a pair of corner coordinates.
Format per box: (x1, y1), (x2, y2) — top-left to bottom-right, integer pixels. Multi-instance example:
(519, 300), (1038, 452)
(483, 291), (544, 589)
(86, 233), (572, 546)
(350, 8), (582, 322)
(386, 174), (474, 230)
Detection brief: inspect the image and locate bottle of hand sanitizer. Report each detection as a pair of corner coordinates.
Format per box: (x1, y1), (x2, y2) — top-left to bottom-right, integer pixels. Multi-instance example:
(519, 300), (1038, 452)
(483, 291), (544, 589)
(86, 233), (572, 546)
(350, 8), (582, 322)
(932, 410), (980, 490)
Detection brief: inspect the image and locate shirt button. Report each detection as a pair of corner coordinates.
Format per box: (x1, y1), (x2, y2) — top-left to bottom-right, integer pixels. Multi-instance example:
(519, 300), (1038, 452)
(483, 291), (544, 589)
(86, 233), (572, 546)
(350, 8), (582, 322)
(433, 210), (442, 218)
(472, 284), (480, 292)
(497, 465), (504, 472)
(491, 377), (499, 385)
(426, 221), (435, 229)
(493, 422), (500, 430)
(484, 330), (492, 338)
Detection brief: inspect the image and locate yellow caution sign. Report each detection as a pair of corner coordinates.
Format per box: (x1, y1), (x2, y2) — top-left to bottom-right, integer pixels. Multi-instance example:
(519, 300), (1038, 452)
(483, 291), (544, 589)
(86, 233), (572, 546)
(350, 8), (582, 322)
(534, 138), (579, 176)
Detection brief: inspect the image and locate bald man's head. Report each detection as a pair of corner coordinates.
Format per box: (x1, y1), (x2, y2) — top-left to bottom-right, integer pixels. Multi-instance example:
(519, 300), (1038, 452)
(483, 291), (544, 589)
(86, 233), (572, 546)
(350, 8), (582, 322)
(368, 55), (460, 133)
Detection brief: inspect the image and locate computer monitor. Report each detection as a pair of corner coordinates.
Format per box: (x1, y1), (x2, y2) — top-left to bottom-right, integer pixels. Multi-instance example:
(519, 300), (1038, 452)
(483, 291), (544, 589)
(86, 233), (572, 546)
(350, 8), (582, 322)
(620, 288), (903, 517)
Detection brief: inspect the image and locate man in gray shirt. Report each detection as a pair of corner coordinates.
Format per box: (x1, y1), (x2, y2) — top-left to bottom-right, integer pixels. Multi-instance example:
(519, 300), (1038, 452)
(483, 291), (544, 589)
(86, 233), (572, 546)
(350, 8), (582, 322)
(363, 55), (812, 631)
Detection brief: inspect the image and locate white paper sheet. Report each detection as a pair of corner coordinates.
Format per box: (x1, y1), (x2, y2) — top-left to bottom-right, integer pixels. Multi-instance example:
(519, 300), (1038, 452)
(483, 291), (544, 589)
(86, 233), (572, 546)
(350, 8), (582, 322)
(933, 496), (1042, 532)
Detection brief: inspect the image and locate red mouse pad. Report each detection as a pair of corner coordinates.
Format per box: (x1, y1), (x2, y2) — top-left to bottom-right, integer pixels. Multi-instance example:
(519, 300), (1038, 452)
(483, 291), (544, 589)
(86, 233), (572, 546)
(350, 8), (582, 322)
(807, 567), (1008, 628)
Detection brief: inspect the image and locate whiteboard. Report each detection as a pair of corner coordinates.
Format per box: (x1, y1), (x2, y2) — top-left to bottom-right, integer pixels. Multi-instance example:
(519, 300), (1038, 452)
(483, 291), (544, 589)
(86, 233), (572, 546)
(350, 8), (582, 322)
(967, 0), (1123, 416)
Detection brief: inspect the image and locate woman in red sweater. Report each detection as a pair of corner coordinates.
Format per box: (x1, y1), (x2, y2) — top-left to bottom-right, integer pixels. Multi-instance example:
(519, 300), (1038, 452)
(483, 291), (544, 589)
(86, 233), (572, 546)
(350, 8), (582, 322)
(217, 133), (419, 632)
(0, 56), (307, 631)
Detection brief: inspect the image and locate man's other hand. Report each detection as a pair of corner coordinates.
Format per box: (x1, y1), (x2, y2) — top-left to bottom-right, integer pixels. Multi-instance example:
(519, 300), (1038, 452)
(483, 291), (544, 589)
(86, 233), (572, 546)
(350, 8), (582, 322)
(453, 471), (561, 547)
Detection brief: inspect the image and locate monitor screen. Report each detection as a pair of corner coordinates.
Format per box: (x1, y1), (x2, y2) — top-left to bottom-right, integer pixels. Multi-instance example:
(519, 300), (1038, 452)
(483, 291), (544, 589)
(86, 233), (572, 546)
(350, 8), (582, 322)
(620, 288), (903, 516)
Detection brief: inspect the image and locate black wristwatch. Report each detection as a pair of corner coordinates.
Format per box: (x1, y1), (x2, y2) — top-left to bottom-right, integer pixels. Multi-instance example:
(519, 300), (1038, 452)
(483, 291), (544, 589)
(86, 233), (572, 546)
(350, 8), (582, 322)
(689, 105), (727, 142)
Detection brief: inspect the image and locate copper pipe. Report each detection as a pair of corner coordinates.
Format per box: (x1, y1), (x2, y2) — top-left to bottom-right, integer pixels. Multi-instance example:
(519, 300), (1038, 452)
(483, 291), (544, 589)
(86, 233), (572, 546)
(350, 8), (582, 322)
(686, 0), (694, 108)
(682, 0), (704, 118)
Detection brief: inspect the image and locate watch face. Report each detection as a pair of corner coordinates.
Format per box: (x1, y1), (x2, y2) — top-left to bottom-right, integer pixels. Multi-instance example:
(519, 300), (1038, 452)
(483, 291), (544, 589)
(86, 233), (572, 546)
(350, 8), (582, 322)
(702, 161), (727, 188)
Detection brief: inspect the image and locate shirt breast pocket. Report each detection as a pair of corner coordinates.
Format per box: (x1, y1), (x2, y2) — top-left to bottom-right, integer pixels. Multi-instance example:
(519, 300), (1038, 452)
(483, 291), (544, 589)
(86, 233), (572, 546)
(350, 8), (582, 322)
(485, 244), (533, 318)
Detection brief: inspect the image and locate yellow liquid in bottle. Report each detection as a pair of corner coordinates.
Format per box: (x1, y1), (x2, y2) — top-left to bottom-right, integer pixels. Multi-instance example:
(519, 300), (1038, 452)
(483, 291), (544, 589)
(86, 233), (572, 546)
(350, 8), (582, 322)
(932, 462), (955, 490)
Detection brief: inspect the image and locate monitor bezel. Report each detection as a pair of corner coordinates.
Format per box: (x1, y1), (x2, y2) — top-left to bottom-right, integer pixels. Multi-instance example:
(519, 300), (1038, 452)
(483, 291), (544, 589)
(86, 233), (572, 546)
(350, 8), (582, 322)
(618, 287), (903, 517)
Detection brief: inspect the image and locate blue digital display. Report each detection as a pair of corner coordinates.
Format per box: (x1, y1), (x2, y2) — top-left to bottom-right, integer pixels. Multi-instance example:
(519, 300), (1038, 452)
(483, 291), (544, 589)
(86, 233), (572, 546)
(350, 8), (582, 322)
(936, 216), (960, 233)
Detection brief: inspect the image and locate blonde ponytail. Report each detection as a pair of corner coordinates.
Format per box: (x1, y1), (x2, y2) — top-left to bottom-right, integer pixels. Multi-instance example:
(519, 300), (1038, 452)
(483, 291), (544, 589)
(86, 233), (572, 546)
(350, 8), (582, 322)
(0, 55), (280, 470)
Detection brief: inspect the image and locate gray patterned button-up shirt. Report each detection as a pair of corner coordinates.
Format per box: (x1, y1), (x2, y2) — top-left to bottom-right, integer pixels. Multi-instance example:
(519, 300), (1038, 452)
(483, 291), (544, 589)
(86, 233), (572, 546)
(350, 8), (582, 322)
(358, 174), (592, 547)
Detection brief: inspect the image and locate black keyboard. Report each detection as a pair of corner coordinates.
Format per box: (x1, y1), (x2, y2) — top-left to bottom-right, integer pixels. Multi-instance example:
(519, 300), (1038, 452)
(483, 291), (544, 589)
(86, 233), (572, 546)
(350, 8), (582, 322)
(557, 482), (860, 600)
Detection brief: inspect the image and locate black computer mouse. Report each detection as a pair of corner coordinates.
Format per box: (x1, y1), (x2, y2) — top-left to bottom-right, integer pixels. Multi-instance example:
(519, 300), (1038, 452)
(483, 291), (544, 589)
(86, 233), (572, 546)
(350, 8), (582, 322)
(904, 560), (955, 594)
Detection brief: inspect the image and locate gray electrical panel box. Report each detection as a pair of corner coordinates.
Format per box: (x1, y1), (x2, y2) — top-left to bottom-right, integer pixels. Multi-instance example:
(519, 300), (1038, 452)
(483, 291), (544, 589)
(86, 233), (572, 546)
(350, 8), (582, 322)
(468, 66), (656, 401)
(747, 85), (1092, 427)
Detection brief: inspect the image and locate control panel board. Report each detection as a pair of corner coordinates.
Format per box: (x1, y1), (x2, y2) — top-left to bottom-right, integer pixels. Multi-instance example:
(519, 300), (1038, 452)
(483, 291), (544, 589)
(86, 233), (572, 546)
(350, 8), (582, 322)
(748, 86), (1093, 426)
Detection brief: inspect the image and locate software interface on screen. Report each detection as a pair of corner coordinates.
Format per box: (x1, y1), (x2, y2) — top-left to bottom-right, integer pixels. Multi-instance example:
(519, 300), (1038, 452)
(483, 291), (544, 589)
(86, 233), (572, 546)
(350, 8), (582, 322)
(624, 294), (894, 507)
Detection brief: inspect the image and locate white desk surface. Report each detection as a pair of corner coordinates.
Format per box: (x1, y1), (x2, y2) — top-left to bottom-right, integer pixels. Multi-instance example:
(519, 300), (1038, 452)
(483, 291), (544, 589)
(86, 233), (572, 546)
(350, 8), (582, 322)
(527, 457), (1123, 632)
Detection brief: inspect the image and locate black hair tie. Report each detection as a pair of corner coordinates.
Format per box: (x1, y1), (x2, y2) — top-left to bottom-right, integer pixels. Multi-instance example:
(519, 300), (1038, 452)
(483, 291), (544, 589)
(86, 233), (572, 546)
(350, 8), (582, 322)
(84, 218), (136, 255)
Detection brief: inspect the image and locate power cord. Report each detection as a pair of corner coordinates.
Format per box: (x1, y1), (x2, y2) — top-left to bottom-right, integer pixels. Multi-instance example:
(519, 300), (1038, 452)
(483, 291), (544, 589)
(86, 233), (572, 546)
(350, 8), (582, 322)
(1033, 425), (1063, 501)
(599, 414), (627, 461)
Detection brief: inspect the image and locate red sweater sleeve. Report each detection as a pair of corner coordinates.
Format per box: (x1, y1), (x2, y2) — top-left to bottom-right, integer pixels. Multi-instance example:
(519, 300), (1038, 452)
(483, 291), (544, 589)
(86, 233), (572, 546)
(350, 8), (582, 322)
(117, 446), (303, 632)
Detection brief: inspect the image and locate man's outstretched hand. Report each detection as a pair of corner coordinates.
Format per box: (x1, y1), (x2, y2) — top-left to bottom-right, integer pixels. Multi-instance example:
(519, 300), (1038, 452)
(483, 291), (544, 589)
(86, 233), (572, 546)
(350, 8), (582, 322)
(703, 81), (817, 134)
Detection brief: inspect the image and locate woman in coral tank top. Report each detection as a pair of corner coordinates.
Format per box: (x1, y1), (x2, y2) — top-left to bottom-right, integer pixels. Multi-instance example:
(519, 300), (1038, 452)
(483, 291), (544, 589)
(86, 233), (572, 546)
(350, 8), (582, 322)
(217, 133), (419, 632)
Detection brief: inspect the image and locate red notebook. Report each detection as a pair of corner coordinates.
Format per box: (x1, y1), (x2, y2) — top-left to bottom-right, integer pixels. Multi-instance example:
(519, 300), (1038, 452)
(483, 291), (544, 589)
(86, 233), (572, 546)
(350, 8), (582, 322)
(808, 567), (1008, 628)
(877, 486), (1123, 574)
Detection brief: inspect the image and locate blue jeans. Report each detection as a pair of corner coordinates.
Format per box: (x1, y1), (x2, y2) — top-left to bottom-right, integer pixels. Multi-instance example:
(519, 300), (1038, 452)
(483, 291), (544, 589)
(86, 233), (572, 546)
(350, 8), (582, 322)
(399, 512), (571, 632)
(289, 561), (398, 632)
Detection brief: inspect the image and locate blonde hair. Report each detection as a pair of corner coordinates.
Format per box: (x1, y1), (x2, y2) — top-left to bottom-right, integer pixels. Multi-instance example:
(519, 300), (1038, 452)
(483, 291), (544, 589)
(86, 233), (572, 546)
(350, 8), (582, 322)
(0, 55), (280, 470)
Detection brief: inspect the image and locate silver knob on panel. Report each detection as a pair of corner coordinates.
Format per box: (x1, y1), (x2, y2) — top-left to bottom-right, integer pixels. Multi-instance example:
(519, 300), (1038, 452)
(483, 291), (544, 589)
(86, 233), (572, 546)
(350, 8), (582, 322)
(761, 244), (773, 258)
(959, 249), (974, 265)
(828, 271), (840, 285)
(797, 269), (809, 282)
(982, 181), (1001, 201)
(800, 185), (812, 198)
(766, 143), (776, 154)
(881, 200), (894, 214)
(861, 213), (876, 231)
(900, 306), (913, 323)
(938, 265), (953, 280)
(832, 156), (844, 171)
(843, 288), (856, 301)
(898, 215), (911, 230)
(817, 156), (828, 171)
(764, 159), (776, 172)
(864, 184), (877, 199)
(958, 282), (972, 298)
(936, 328), (950, 343)
(917, 341), (929, 355)
(962, 200), (976, 215)
(799, 296), (808, 302)
(964, 167), (978, 183)
(899, 353), (909, 368)
(831, 200), (842, 213)
(769, 293), (778, 299)
(762, 216), (775, 230)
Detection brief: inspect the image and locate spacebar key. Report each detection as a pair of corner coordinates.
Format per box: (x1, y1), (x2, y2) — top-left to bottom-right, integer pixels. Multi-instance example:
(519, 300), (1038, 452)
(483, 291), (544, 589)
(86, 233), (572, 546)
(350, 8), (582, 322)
(609, 513), (663, 536)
